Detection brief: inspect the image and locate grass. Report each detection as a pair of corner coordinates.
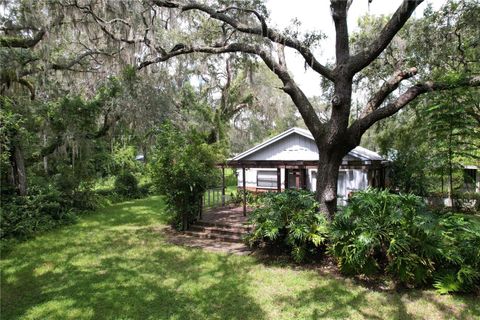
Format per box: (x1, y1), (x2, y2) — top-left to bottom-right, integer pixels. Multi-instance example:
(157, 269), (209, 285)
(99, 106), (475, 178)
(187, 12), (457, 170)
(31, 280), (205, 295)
(1, 196), (479, 320)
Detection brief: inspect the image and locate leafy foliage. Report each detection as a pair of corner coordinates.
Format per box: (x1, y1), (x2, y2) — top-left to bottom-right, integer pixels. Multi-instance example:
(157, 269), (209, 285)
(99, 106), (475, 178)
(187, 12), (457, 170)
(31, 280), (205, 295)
(150, 123), (221, 230)
(0, 185), (77, 240)
(330, 189), (480, 293)
(114, 172), (139, 198)
(246, 190), (329, 262)
(432, 214), (480, 294)
(329, 189), (440, 285)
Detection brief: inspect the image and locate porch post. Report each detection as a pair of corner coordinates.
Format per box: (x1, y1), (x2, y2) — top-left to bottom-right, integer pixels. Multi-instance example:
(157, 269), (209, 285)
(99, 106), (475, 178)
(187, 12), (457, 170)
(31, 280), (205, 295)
(222, 166), (226, 206)
(296, 169), (301, 189)
(277, 167), (281, 192)
(285, 168), (289, 189)
(242, 166), (246, 216)
(199, 195), (203, 220)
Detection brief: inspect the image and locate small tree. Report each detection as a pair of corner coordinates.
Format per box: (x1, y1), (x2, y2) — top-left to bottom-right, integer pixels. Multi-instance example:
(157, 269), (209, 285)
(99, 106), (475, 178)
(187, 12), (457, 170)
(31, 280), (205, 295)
(150, 123), (220, 230)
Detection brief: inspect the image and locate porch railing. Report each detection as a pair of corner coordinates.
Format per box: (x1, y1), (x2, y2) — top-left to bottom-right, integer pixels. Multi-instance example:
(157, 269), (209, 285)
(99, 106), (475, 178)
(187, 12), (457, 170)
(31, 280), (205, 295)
(202, 187), (230, 209)
(197, 187), (231, 220)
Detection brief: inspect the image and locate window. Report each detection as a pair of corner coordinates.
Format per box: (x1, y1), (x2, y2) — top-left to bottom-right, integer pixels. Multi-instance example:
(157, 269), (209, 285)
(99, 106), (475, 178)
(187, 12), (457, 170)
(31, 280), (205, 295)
(257, 170), (278, 188)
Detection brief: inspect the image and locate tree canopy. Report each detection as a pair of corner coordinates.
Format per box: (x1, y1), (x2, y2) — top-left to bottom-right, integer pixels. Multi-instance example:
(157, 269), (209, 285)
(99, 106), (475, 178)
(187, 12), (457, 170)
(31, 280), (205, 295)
(1, 0), (479, 218)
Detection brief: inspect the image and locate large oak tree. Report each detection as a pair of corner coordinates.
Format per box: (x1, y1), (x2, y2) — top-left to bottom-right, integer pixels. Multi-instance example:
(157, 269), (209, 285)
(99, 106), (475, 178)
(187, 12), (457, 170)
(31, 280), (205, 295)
(36, 0), (480, 217)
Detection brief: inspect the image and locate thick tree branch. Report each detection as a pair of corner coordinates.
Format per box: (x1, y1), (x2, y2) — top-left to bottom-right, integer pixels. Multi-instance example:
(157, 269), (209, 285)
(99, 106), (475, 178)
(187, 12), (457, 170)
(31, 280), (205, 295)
(349, 75), (480, 139)
(349, 0), (423, 74)
(330, 0), (350, 66)
(28, 111), (118, 164)
(0, 30), (46, 48)
(17, 78), (36, 100)
(50, 50), (108, 71)
(217, 6), (268, 36)
(151, 0), (334, 81)
(139, 41), (324, 138)
(18, 50), (114, 78)
(0, 14), (63, 49)
(86, 112), (120, 139)
(360, 67), (418, 118)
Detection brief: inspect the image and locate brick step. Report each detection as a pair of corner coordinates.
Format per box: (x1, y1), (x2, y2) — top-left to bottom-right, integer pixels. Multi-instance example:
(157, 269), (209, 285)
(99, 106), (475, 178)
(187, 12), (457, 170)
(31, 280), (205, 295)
(189, 224), (250, 236)
(183, 230), (245, 243)
(195, 220), (252, 231)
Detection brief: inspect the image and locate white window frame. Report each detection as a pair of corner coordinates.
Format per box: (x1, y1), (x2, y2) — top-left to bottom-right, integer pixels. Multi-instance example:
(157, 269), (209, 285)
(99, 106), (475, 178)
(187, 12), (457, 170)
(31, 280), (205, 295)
(257, 170), (278, 188)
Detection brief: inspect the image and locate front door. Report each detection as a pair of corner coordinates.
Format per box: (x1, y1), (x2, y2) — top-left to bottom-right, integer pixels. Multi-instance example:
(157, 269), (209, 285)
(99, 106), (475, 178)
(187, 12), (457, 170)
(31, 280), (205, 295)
(286, 169), (307, 189)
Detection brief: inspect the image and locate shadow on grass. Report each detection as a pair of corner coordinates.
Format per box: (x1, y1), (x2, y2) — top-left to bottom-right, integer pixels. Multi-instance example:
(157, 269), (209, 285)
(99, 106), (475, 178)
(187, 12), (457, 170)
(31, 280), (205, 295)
(3, 196), (479, 320)
(1, 196), (265, 320)
(272, 270), (479, 320)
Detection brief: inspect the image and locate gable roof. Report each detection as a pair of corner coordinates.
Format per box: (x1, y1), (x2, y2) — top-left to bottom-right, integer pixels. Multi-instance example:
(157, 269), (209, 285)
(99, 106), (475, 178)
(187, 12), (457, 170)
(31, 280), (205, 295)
(231, 127), (385, 162)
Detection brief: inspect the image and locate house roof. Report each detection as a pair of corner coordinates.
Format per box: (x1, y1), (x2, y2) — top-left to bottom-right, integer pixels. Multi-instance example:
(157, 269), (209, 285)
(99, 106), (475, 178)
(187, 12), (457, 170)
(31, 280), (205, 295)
(231, 127), (385, 162)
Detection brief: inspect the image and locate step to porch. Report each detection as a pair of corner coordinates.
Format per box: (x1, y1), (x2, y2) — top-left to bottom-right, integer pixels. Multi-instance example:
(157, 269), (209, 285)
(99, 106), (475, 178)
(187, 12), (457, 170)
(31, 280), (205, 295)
(189, 224), (250, 237)
(194, 220), (252, 232)
(184, 222), (251, 243)
(185, 216), (252, 244)
(183, 230), (245, 243)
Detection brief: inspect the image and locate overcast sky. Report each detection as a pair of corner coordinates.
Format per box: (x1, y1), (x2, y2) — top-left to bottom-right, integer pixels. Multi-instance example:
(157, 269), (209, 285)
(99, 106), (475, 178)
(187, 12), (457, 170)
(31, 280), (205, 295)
(265, 0), (447, 96)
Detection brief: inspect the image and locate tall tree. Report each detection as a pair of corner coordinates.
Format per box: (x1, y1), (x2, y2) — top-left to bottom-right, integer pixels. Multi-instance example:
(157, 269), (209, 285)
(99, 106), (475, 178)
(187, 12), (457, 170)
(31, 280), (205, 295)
(42, 0), (480, 217)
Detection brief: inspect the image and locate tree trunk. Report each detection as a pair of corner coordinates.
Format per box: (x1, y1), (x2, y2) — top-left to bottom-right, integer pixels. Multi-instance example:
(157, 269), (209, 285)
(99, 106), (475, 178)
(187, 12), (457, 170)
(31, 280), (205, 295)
(447, 128), (453, 207)
(43, 132), (48, 174)
(315, 150), (343, 220)
(10, 144), (27, 196)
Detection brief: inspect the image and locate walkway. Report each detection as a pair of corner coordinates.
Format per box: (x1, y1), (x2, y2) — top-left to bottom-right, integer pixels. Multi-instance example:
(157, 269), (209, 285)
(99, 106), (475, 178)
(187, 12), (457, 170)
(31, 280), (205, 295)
(164, 205), (254, 255)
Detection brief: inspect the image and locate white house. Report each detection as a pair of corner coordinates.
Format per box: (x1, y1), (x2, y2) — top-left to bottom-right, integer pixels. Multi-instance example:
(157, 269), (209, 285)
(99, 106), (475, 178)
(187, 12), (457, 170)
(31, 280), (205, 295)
(227, 127), (388, 205)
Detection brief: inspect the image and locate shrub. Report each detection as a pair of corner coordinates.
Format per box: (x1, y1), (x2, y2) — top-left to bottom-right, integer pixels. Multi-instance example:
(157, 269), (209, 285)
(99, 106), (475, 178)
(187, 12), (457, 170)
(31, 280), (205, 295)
(432, 214), (480, 294)
(246, 190), (329, 262)
(230, 190), (263, 207)
(329, 189), (441, 286)
(0, 185), (76, 240)
(150, 123), (221, 230)
(114, 172), (139, 198)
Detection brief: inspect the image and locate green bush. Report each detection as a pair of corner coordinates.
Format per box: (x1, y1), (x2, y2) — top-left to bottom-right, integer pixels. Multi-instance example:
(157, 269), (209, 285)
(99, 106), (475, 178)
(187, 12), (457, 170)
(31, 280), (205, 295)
(0, 185), (77, 240)
(329, 189), (441, 286)
(150, 123), (221, 230)
(432, 214), (480, 294)
(230, 190), (263, 207)
(246, 190), (329, 263)
(114, 172), (139, 198)
(329, 189), (480, 293)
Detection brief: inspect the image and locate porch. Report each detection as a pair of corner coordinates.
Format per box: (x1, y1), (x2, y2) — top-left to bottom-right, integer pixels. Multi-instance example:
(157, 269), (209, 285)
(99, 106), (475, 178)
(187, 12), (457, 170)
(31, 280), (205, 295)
(221, 159), (387, 215)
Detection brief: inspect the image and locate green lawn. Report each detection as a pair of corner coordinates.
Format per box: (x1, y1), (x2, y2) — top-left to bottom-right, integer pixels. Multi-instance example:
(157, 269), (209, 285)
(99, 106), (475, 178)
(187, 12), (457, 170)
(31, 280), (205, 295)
(1, 196), (479, 320)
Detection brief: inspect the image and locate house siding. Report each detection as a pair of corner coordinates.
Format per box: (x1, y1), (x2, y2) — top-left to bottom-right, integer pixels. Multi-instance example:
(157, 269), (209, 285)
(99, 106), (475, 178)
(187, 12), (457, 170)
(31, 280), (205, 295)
(244, 133), (318, 161)
(237, 167), (368, 203)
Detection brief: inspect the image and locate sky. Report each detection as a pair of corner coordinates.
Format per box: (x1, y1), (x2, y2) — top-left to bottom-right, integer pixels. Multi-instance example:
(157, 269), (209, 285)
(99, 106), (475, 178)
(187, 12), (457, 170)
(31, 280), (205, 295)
(265, 0), (448, 96)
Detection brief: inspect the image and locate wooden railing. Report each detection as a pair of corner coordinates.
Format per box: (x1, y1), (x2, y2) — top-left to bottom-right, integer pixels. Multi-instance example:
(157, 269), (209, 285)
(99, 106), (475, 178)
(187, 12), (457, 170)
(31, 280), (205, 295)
(196, 187), (231, 221)
(202, 187), (230, 209)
